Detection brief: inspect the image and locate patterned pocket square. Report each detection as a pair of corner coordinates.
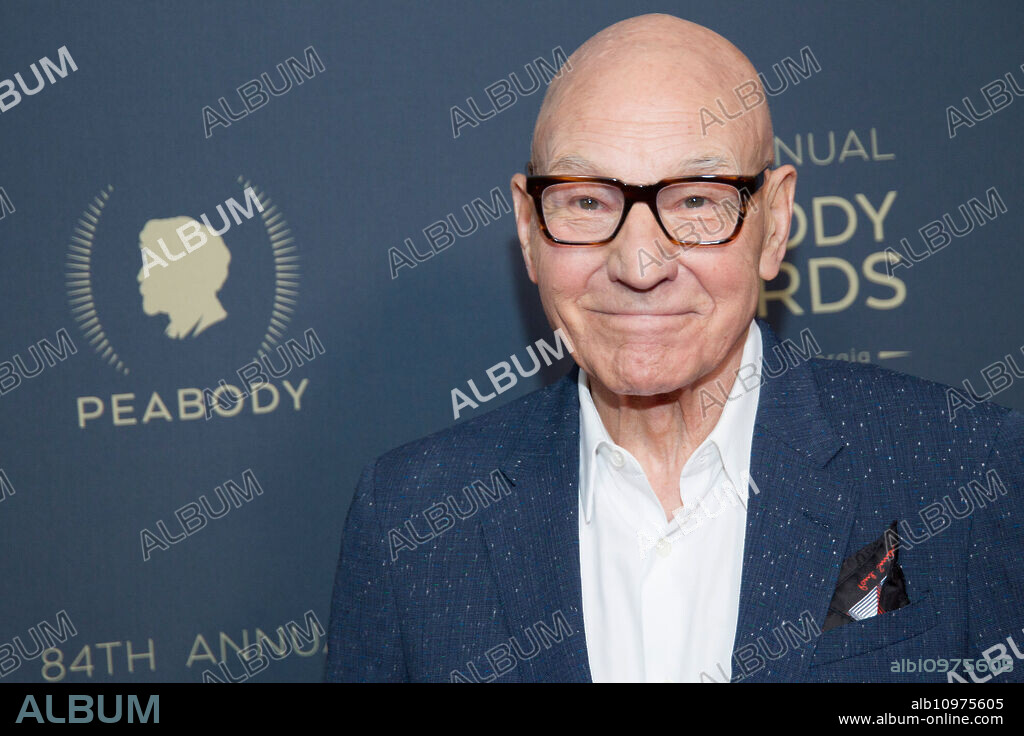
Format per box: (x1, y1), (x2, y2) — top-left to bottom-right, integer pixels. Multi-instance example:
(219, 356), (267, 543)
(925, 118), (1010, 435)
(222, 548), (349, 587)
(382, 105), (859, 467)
(823, 520), (910, 632)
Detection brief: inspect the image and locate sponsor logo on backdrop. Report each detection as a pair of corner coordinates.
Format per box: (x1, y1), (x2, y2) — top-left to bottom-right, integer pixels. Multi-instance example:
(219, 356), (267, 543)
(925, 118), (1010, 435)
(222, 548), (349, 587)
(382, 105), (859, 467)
(199, 610), (325, 683)
(762, 127), (911, 362)
(64, 177), (308, 428)
(13, 612), (327, 683)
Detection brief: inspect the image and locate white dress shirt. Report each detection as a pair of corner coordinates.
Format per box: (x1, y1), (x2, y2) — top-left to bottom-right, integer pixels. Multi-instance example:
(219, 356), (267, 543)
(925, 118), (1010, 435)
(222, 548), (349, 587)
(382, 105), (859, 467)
(578, 319), (762, 683)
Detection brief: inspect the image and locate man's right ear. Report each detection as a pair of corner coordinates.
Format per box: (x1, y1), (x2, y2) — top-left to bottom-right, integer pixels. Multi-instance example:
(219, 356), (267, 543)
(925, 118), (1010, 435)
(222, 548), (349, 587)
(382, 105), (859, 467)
(510, 173), (539, 284)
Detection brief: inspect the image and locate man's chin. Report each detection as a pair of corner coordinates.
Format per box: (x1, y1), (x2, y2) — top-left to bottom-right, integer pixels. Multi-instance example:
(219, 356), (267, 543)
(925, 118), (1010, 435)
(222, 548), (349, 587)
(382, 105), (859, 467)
(588, 364), (701, 399)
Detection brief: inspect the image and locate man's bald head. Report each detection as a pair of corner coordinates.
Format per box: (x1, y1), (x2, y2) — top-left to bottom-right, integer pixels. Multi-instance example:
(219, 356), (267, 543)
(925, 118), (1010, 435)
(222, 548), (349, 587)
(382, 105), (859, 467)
(510, 13), (797, 402)
(531, 13), (774, 175)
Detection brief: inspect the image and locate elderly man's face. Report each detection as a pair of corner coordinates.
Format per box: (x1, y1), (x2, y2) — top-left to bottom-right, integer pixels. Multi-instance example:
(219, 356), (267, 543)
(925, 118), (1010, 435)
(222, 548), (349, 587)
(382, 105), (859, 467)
(512, 47), (794, 398)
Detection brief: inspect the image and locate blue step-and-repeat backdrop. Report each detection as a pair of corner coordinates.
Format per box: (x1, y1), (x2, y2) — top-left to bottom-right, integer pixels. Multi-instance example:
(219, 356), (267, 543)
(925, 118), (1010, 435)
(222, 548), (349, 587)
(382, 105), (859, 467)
(1, 0), (1022, 682)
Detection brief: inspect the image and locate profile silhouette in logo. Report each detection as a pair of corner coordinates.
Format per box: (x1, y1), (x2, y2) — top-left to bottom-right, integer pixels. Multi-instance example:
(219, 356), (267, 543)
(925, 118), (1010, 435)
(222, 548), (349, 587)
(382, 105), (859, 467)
(136, 216), (231, 339)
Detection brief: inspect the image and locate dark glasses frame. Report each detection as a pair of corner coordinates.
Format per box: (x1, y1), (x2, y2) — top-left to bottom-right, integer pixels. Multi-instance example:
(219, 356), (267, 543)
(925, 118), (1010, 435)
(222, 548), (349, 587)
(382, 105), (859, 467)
(524, 164), (769, 247)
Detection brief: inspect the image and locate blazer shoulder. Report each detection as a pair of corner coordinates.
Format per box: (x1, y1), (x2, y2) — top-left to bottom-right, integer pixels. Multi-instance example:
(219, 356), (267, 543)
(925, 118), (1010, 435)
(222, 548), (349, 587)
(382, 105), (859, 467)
(365, 371), (575, 506)
(807, 357), (1015, 457)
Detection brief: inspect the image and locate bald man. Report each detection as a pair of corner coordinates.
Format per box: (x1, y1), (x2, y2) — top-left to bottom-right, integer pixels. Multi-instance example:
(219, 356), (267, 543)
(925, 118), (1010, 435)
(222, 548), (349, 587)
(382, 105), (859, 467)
(327, 14), (1024, 683)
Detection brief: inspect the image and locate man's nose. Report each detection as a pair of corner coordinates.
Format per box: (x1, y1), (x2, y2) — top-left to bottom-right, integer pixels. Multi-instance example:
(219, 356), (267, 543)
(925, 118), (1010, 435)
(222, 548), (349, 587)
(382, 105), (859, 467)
(605, 202), (681, 288)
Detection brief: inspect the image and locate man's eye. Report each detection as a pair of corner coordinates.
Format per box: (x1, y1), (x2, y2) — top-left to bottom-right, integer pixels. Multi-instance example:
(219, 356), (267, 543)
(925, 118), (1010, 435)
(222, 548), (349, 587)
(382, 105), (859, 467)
(575, 196), (601, 211)
(684, 196), (707, 209)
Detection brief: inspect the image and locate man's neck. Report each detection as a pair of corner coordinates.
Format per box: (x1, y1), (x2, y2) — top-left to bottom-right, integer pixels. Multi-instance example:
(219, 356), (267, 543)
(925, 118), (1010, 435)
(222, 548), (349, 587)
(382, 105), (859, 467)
(587, 324), (750, 518)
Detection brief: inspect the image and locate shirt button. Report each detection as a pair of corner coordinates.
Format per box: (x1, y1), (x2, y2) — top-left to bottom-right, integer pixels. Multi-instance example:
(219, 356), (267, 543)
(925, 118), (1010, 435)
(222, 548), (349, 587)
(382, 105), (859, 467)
(656, 538), (672, 557)
(610, 450), (625, 468)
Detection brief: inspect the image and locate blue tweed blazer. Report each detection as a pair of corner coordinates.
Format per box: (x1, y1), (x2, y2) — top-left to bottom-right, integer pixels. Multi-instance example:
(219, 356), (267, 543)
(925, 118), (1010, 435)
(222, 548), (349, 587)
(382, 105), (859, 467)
(326, 320), (1024, 682)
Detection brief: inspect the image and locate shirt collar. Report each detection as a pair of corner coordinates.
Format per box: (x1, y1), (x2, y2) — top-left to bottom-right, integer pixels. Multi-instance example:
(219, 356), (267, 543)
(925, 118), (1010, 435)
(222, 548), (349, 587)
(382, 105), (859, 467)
(577, 319), (763, 524)
(705, 320), (762, 498)
(577, 368), (610, 525)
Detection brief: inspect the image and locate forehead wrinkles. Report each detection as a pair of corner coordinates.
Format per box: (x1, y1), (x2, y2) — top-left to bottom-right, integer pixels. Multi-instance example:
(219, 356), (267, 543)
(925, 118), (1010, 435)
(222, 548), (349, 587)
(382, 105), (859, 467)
(542, 111), (747, 176)
(531, 17), (772, 171)
(536, 80), (766, 175)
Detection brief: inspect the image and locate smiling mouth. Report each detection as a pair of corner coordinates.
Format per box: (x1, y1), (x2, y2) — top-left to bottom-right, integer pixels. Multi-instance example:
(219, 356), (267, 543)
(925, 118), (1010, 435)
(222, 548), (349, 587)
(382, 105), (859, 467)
(590, 309), (693, 317)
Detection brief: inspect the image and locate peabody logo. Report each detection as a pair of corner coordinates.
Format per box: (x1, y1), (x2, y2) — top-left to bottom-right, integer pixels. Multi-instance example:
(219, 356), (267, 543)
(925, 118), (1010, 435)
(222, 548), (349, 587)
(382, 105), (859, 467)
(65, 177), (306, 428)
(137, 215), (233, 340)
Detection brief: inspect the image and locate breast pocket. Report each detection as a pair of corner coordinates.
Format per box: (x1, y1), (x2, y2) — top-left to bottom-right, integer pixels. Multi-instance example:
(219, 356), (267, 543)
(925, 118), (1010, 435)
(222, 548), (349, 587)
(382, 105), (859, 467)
(809, 590), (940, 667)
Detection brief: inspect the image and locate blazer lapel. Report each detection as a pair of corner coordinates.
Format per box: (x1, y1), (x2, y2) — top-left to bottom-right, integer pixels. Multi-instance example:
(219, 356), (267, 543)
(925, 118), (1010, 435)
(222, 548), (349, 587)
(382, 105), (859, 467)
(476, 323), (856, 683)
(729, 322), (858, 682)
(479, 367), (592, 683)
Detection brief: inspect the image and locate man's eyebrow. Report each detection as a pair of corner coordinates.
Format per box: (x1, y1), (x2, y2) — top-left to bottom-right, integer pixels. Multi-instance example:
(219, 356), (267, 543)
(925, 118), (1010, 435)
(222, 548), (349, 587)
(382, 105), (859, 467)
(676, 155), (736, 173)
(544, 155), (601, 175)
